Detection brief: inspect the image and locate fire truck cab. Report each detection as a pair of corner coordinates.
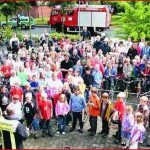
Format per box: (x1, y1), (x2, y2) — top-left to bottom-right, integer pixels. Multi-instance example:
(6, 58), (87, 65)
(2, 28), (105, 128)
(48, 5), (112, 34)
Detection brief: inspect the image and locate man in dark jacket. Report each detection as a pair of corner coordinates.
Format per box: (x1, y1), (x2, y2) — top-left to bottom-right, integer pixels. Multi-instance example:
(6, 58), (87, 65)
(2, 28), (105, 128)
(61, 53), (73, 79)
(80, 27), (91, 41)
(2, 106), (28, 149)
(24, 35), (33, 50)
(70, 49), (80, 65)
(100, 38), (111, 55)
(93, 35), (103, 53)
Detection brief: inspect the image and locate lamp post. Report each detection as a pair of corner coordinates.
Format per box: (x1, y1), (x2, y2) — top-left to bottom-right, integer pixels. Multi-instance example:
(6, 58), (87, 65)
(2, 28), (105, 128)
(78, 0), (80, 35)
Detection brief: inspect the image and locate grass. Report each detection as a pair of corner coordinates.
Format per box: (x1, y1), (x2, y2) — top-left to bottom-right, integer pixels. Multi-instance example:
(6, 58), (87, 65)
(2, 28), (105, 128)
(35, 17), (49, 25)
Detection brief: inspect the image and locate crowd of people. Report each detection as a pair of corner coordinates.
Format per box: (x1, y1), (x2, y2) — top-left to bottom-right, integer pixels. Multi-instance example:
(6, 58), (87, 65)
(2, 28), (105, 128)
(0, 28), (150, 149)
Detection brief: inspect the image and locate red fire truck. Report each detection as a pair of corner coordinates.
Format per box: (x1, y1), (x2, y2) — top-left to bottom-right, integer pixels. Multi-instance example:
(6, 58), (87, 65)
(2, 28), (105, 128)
(48, 5), (112, 34)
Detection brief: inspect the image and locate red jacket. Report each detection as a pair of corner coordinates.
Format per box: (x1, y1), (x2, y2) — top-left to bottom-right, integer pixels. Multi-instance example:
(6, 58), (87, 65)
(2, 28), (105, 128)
(39, 100), (53, 120)
(114, 100), (126, 122)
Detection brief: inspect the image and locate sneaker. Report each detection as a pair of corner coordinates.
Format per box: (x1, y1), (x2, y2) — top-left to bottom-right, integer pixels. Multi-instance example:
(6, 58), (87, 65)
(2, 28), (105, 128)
(62, 132), (66, 135)
(78, 129), (83, 133)
(57, 131), (60, 134)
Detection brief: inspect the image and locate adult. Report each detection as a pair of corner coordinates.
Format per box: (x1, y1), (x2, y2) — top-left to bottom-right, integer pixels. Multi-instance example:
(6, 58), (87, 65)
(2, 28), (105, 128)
(80, 27), (91, 41)
(60, 53), (73, 79)
(70, 49), (80, 65)
(24, 35), (33, 50)
(0, 85), (10, 112)
(10, 33), (20, 54)
(1, 106), (28, 148)
(127, 43), (138, 60)
(93, 35), (103, 53)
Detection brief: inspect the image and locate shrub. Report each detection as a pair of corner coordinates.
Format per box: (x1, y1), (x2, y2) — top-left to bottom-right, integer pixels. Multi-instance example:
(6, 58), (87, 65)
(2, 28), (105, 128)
(0, 25), (24, 41)
(50, 32), (80, 41)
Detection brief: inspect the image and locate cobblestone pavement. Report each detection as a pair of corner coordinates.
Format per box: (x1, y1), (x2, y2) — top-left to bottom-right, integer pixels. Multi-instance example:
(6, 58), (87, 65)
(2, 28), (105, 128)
(24, 117), (149, 149)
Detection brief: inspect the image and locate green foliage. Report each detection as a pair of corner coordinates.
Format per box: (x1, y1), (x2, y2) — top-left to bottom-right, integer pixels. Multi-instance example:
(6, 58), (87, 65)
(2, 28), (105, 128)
(113, 2), (150, 40)
(50, 32), (80, 41)
(35, 17), (49, 25)
(0, 26), (24, 41)
(0, 2), (30, 26)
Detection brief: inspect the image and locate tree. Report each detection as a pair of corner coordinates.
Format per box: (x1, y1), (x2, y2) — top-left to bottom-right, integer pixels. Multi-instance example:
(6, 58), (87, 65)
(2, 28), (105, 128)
(113, 2), (150, 40)
(0, 3), (16, 26)
(0, 2), (27, 26)
(48, 1), (76, 33)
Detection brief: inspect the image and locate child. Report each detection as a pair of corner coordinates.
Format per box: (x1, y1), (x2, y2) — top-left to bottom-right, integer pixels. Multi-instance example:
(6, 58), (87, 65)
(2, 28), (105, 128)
(55, 94), (70, 135)
(129, 112), (146, 149)
(23, 92), (39, 138)
(87, 87), (100, 136)
(136, 96), (149, 127)
(121, 105), (134, 148)
(38, 92), (53, 137)
(30, 75), (39, 92)
(69, 86), (86, 133)
(62, 83), (72, 125)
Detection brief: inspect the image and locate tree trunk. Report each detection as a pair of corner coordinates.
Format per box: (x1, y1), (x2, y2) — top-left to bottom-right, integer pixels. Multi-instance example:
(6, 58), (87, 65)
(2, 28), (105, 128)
(6, 15), (8, 26)
(41, 5), (44, 21)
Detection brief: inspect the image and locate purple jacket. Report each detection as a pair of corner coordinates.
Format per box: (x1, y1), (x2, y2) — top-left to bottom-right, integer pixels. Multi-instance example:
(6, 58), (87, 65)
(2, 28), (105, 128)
(122, 113), (134, 133)
(55, 101), (70, 117)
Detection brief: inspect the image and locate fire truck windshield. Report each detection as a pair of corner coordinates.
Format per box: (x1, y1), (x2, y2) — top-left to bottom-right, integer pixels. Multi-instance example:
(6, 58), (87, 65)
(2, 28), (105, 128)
(65, 10), (74, 16)
(51, 10), (61, 16)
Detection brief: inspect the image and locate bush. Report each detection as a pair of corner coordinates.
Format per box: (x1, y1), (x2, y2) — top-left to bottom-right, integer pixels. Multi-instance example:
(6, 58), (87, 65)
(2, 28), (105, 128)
(0, 25), (24, 41)
(50, 32), (80, 41)
(35, 17), (49, 25)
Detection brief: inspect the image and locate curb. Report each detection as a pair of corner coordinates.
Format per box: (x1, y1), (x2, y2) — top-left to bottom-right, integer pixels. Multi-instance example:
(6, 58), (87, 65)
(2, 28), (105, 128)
(35, 25), (50, 28)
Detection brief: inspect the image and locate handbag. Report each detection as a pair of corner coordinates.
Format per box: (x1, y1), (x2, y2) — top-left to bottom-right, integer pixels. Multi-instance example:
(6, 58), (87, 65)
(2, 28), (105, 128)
(109, 111), (119, 130)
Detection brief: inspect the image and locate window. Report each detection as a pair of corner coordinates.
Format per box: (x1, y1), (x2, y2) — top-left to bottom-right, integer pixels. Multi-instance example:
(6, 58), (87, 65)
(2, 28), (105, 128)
(66, 10), (74, 16)
(10, 18), (17, 21)
(51, 10), (61, 16)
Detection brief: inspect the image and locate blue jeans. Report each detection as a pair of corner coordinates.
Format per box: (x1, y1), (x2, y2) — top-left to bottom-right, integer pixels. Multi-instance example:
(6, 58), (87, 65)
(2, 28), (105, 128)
(32, 118), (40, 131)
(58, 115), (67, 132)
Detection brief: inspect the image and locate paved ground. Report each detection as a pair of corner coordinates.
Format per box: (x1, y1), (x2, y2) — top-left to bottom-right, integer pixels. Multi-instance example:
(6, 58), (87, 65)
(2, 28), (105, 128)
(21, 26), (116, 39)
(24, 117), (149, 149)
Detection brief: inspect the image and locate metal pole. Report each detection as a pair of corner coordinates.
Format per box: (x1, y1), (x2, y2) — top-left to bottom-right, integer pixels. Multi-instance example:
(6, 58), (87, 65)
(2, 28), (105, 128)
(78, 0), (80, 35)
